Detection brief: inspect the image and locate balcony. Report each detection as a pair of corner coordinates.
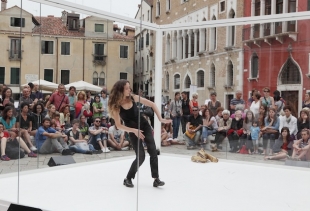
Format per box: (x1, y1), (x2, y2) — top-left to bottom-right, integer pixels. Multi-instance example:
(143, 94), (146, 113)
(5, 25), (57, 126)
(92, 54), (107, 66)
(8, 50), (22, 61)
(242, 21), (297, 46)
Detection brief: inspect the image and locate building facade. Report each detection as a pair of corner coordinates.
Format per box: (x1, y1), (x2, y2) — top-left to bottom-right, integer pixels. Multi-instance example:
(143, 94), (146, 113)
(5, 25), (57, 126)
(0, 4), (134, 95)
(152, 0), (244, 108)
(243, 0), (310, 116)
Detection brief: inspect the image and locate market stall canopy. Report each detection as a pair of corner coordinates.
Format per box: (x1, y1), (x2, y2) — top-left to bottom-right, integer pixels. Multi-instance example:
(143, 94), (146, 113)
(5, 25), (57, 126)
(65, 80), (102, 92)
(21, 79), (58, 91)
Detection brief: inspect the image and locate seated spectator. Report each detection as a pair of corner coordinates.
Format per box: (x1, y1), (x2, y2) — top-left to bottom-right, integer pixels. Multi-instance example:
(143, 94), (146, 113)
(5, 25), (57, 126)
(53, 111), (64, 132)
(265, 127), (291, 160)
(79, 115), (89, 139)
(227, 110), (244, 153)
(201, 108), (218, 144)
(215, 107), (224, 124)
(31, 103), (45, 136)
(0, 122), (37, 161)
(258, 104), (268, 128)
(261, 108), (280, 155)
(107, 123), (129, 150)
(92, 95), (103, 119)
(45, 104), (56, 119)
(207, 92), (221, 117)
(211, 110), (232, 152)
(1, 88), (14, 107)
(279, 105), (297, 142)
(60, 105), (71, 126)
(240, 110), (254, 153)
(100, 116), (110, 128)
(291, 129), (310, 161)
(0, 106), (19, 139)
(67, 119), (100, 154)
(189, 93), (199, 114)
(19, 88), (34, 110)
(183, 106), (203, 150)
(297, 109), (310, 139)
(16, 102), (37, 151)
(161, 123), (170, 146)
(230, 104), (246, 119)
(302, 92), (310, 109)
(88, 117), (110, 153)
(162, 121), (184, 146)
(82, 103), (93, 125)
(35, 117), (73, 155)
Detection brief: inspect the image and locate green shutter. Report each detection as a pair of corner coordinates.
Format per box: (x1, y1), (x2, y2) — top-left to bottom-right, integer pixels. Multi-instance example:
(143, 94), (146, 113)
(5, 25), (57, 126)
(0, 67), (5, 84)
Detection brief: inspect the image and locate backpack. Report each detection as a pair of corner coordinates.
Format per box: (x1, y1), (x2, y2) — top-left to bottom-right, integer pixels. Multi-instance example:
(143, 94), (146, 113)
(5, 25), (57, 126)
(5, 139), (25, 159)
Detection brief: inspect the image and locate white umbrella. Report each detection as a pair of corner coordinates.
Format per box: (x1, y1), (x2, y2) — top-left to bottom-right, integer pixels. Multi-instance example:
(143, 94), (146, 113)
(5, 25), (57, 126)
(22, 79), (58, 91)
(65, 80), (102, 92)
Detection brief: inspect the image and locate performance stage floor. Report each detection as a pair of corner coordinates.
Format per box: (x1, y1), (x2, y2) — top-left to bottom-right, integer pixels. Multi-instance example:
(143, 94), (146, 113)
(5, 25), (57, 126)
(0, 154), (309, 211)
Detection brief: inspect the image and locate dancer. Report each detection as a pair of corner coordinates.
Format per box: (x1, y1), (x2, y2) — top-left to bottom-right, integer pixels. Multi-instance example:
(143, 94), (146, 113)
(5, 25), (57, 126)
(108, 80), (171, 188)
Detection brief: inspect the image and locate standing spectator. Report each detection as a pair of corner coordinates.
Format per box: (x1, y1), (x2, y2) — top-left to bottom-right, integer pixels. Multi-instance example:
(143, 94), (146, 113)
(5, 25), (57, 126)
(35, 118), (73, 155)
(1, 88), (14, 107)
(227, 110), (244, 153)
(250, 92), (261, 120)
(108, 124), (129, 150)
(207, 92), (221, 117)
(164, 99), (171, 119)
(88, 117), (110, 153)
(291, 129), (310, 161)
(100, 90), (109, 119)
(297, 109), (310, 139)
(261, 108), (279, 155)
(274, 95), (284, 117)
(75, 91), (86, 118)
(19, 88), (34, 110)
(250, 121), (260, 154)
(86, 91), (94, 112)
(260, 87), (274, 110)
(211, 110), (232, 151)
(230, 90), (245, 114)
(189, 93), (199, 114)
(67, 86), (77, 119)
(181, 92), (190, 134)
(170, 92), (182, 140)
(302, 92), (310, 109)
(92, 95), (103, 119)
(161, 95), (167, 118)
(184, 106), (203, 149)
(279, 105), (297, 141)
(46, 84), (69, 112)
(247, 89), (257, 108)
(16, 102), (37, 151)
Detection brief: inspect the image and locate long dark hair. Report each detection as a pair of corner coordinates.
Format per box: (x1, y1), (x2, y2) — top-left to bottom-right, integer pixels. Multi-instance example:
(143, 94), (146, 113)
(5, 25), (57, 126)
(33, 103), (44, 114)
(108, 79), (130, 117)
(202, 108), (212, 120)
(267, 107), (278, 125)
(1, 88), (12, 99)
(2, 106), (14, 120)
(244, 110), (254, 124)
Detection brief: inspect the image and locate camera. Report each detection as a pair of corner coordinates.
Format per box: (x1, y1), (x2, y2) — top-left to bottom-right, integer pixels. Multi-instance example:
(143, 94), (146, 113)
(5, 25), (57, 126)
(176, 110), (181, 117)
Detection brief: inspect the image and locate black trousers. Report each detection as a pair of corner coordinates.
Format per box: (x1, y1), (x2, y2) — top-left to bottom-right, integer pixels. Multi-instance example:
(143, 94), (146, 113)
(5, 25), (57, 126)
(181, 115), (190, 134)
(126, 120), (159, 180)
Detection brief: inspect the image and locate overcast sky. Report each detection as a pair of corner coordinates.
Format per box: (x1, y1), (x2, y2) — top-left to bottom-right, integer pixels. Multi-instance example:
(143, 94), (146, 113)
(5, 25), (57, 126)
(8, 0), (142, 26)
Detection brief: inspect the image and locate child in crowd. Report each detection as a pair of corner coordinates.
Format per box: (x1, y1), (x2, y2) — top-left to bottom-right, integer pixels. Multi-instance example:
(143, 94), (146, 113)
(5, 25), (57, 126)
(250, 121), (260, 154)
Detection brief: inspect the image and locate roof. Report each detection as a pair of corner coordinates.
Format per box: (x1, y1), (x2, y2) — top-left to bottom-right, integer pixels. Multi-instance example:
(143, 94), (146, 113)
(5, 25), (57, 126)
(113, 32), (134, 41)
(0, 5), (40, 25)
(144, 0), (153, 6)
(123, 26), (135, 31)
(33, 16), (85, 37)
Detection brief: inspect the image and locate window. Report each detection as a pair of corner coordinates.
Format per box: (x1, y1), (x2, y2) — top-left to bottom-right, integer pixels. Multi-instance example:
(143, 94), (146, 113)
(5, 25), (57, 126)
(210, 16), (217, 51)
(264, 0), (271, 36)
(174, 74), (180, 89)
(280, 58), (301, 84)
(146, 33), (150, 46)
(288, 0), (296, 32)
(165, 72), (169, 90)
(141, 36), (144, 49)
(228, 9), (236, 46)
(10, 39), (21, 59)
(275, 0), (283, 33)
(44, 69), (53, 82)
(0, 67), (5, 84)
(147, 10), (150, 20)
(308, 0), (310, 11)
(220, 1), (226, 12)
(68, 17), (79, 30)
(166, 0), (171, 11)
(94, 43), (104, 60)
(251, 53), (259, 78)
(10, 17), (25, 27)
(99, 72), (105, 86)
(184, 75), (191, 89)
(197, 70), (204, 88)
(210, 64), (215, 87)
(227, 61), (233, 86)
(120, 45), (128, 58)
(61, 70), (70, 85)
(93, 72), (98, 85)
(61, 42), (70, 55)
(41, 41), (54, 54)
(120, 73), (127, 80)
(95, 24), (104, 32)
(156, 1), (161, 17)
(10, 68), (20, 84)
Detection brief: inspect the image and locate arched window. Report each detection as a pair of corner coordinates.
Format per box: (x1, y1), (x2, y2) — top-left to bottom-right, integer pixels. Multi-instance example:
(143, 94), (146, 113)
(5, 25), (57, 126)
(156, 0), (161, 16)
(165, 72), (169, 90)
(210, 15), (217, 51)
(197, 70), (204, 87)
(251, 53), (259, 78)
(141, 57), (144, 73)
(99, 72), (105, 86)
(190, 31), (194, 57)
(184, 75), (191, 89)
(146, 32), (150, 46)
(279, 58), (301, 84)
(227, 61), (234, 86)
(174, 74), (180, 89)
(228, 9), (235, 46)
(93, 72), (98, 85)
(210, 64), (215, 87)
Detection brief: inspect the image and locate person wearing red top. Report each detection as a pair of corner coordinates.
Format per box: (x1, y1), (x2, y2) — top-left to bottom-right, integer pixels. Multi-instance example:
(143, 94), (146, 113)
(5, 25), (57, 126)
(75, 91), (87, 118)
(46, 84), (69, 112)
(265, 127), (291, 160)
(189, 93), (199, 114)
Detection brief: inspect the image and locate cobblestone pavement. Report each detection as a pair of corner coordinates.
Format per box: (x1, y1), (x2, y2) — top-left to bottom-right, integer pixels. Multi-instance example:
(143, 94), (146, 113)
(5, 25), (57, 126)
(0, 144), (286, 175)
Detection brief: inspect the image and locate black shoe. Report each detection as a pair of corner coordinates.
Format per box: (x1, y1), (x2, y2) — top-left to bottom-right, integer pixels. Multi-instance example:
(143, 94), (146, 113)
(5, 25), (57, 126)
(92, 150), (102, 154)
(62, 149), (73, 155)
(153, 178), (165, 187)
(85, 150), (93, 155)
(123, 178), (134, 188)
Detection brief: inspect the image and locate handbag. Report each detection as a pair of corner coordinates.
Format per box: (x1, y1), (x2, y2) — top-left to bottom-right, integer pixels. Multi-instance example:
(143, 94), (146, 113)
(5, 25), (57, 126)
(185, 125), (197, 139)
(75, 142), (90, 151)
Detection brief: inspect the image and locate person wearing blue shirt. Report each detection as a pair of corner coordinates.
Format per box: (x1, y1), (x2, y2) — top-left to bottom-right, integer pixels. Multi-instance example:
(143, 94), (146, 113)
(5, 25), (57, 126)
(35, 117), (74, 155)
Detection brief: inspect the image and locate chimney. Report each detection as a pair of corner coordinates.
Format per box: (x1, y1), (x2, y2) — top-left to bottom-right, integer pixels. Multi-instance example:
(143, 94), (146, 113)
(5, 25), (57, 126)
(61, 10), (68, 26)
(1, 0), (7, 11)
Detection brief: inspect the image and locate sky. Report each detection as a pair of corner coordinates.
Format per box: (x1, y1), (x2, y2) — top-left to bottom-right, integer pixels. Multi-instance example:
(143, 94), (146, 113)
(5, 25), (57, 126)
(8, 0), (142, 27)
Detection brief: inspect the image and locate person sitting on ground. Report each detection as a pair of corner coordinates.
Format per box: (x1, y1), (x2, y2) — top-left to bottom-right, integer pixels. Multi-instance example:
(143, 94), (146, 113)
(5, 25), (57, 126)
(183, 106), (203, 150)
(35, 117), (74, 155)
(297, 109), (310, 139)
(67, 119), (101, 154)
(201, 108), (218, 145)
(227, 110), (244, 153)
(211, 110), (232, 152)
(16, 102), (37, 151)
(291, 129), (310, 161)
(0, 122), (37, 161)
(31, 103), (45, 136)
(264, 127), (291, 160)
(0, 106), (21, 140)
(279, 105), (297, 142)
(100, 115), (111, 128)
(79, 115), (89, 139)
(240, 111), (255, 153)
(108, 120), (129, 150)
(88, 117), (110, 153)
(161, 123), (171, 146)
(60, 105), (71, 126)
(1, 88), (14, 107)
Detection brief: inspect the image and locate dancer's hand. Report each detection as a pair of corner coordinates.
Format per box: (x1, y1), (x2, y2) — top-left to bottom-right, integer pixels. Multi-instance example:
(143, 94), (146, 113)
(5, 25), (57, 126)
(133, 129), (145, 140)
(160, 118), (172, 124)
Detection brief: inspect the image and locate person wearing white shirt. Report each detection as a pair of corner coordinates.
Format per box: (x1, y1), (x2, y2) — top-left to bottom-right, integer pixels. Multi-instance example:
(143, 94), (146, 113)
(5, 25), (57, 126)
(279, 105), (297, 141)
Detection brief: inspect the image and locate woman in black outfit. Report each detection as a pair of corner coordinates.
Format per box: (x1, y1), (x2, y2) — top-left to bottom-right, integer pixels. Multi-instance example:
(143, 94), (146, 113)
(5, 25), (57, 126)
(108, 80), (171, 188)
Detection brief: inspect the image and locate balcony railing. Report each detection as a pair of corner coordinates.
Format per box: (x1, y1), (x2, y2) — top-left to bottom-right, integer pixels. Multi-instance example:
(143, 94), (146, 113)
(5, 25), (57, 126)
(92, 54), (107, 66)
(8, 50), (22, 61)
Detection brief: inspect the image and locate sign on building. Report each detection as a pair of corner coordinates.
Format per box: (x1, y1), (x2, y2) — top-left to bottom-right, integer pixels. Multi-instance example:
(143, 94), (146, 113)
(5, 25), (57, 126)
(25, 74), (38, 83)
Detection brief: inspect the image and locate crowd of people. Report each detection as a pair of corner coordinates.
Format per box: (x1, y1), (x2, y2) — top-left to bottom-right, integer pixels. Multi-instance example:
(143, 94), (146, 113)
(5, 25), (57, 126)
(163, 88), (310, 162)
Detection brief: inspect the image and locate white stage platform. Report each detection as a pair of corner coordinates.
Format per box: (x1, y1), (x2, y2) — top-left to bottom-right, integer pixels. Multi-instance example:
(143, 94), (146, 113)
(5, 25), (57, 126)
(0, 154), (309, 211)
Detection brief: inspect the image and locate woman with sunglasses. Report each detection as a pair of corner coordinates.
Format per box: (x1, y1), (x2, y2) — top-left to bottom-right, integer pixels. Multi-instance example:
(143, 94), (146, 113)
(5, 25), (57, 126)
(260, 87), (274, 109)
(108, 80), (171, 188)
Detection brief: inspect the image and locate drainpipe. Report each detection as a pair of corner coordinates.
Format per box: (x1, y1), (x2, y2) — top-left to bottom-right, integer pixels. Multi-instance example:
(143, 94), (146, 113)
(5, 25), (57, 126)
(56, 37), (59, 84)
(83, 38), (85, 81)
